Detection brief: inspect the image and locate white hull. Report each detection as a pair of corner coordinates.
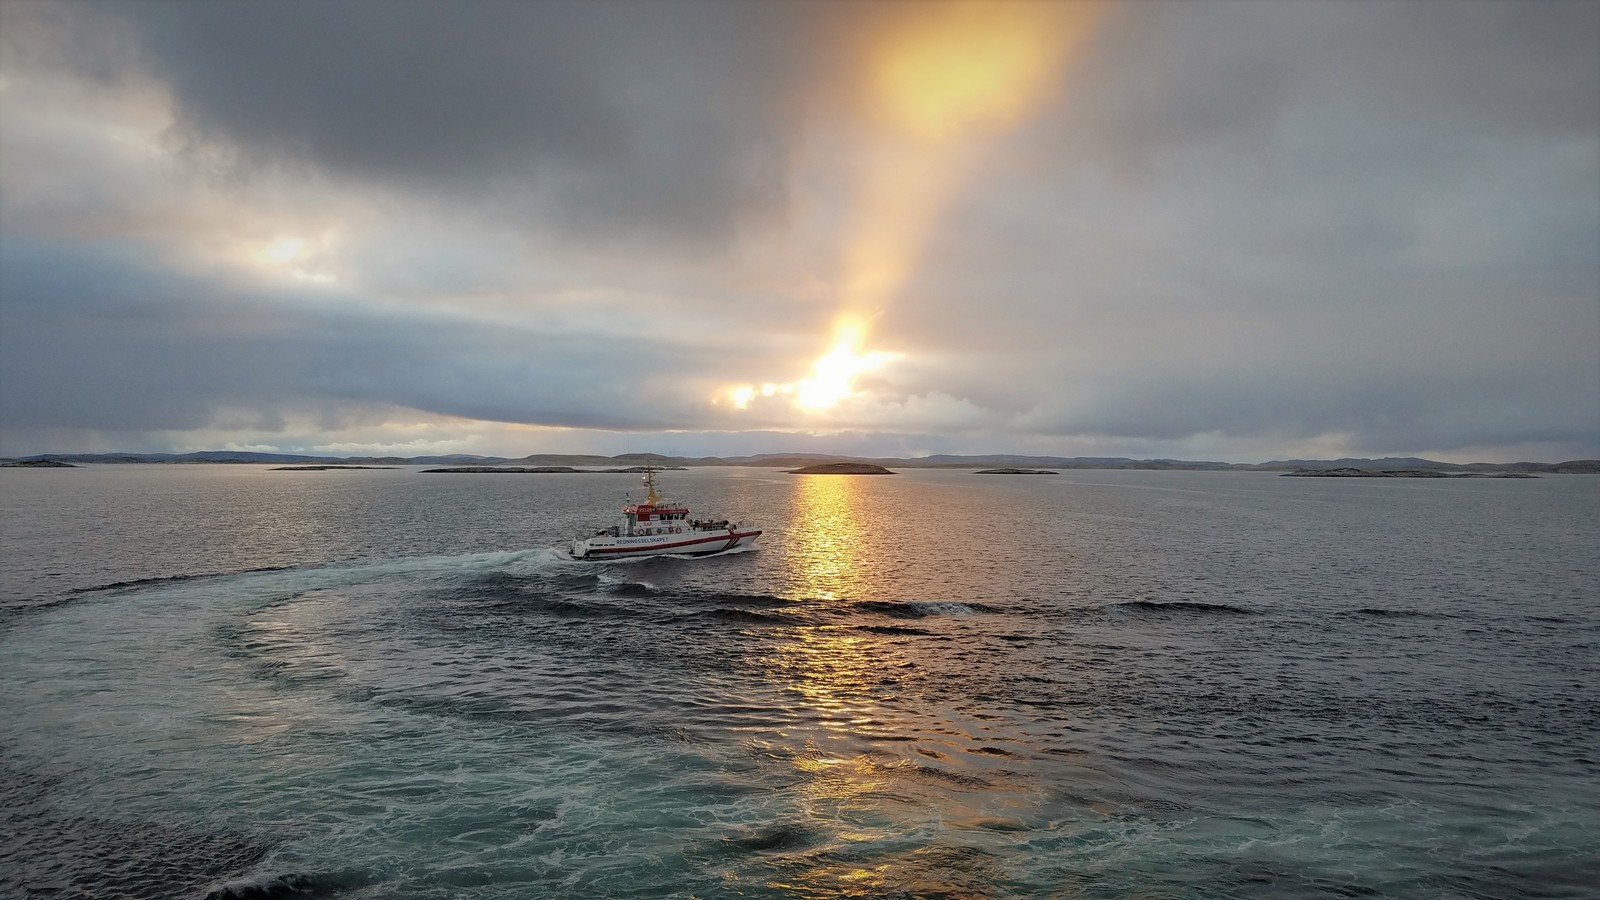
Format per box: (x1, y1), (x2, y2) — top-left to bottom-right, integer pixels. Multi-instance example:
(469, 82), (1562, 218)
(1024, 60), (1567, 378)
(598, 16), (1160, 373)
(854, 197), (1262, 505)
(570, 528), (761, 560)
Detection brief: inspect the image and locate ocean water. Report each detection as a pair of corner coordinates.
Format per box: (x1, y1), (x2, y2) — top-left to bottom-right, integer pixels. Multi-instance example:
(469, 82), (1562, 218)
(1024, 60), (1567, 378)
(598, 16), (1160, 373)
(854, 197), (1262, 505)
(1, 465), (1596, 899)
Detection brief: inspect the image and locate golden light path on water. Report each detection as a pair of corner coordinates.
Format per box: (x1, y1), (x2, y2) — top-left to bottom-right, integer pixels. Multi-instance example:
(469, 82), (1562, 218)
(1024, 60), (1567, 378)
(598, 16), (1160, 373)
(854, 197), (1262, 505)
(765, 475), (894, 893)
(782, 473), (874, 603)
(755, 475), (1028, 895)
(720, 1), (1105, 416)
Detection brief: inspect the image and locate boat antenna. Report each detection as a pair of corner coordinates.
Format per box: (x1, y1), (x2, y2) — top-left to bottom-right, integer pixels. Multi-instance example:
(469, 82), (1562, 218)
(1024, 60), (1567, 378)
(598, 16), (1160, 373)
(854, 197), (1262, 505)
(642, 465), (660, 505)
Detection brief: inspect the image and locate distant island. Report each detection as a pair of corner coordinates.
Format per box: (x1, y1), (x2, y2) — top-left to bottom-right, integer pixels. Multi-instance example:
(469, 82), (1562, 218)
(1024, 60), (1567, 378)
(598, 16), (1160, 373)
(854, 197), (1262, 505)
(422, 465), (685, 474)
(3, 450), (1595, 475)
(788, 463), (896, 475)
(975, 468), (1057, 475)
(272, 465), (395, 471)
(1, 459), (76, 468)
(1284, 468), (1537, 478)
(427, 466), (582, 474)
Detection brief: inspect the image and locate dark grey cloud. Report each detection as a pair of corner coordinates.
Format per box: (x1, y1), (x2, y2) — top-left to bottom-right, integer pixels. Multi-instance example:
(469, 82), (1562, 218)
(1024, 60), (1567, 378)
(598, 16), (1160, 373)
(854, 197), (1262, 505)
(1062, 1), (1599, 167)
(880, 0), (1600, 456)
(0, 240), (294, 432)
(0, 236), (773, 436)
(73, 0), (823, 247)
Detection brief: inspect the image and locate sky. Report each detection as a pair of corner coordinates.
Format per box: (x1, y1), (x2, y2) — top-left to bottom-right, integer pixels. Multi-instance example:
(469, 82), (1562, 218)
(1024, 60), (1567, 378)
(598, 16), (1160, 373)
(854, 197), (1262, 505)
(1, 0), (1596, 463)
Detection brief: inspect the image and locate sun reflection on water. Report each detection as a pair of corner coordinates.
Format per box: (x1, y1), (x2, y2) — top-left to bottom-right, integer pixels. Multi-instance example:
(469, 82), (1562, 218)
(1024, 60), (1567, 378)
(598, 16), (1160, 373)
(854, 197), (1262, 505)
(748, 474), (1058, 895)
(756, 477), (928, 892)
(783, 475), (874, 604)
(771, 473), (886, 732)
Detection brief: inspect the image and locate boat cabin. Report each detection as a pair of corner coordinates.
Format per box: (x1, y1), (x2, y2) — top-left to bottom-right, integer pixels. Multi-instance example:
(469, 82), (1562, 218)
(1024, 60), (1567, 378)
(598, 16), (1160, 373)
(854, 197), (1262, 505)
(621, 501), (691, 537)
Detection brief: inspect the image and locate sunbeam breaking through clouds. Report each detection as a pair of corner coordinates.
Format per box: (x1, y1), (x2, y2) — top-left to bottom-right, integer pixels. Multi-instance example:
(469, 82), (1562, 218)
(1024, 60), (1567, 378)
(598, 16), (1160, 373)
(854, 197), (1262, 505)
(722, 0), (1105, 417)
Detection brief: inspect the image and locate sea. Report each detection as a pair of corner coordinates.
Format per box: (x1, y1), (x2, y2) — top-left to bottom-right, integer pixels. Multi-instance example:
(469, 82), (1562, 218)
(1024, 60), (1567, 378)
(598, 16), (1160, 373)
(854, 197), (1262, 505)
(1, 464), (1596, 899)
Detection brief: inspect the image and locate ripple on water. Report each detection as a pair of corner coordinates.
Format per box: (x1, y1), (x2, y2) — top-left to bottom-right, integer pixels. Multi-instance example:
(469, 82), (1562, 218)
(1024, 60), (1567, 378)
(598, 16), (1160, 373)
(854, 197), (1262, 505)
(3, 470), (1598, 898)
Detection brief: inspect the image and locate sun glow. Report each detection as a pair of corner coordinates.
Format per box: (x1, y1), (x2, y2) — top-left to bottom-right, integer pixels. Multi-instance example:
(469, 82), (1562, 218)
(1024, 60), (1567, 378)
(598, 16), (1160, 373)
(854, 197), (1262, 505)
(831, 0), (1101, 316)
(868, 1), (1090, 141)
(795, 321), (901, 412)
(720, 3), (1103, 419)
(256, 237), (305, 265)
(721, 319), (901, 414)
(248, 234), (337, 284)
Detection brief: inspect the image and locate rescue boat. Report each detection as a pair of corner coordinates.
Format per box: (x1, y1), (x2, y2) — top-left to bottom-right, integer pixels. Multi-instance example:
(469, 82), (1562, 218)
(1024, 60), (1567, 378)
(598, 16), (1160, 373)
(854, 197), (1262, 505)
(569, 467), (761, 560)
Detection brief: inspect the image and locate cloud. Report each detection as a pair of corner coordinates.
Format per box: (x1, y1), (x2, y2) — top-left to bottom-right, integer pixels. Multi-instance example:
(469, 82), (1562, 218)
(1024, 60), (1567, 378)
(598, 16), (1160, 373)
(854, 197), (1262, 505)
(1, 0), (1596, 462)
(0, 234), (792, 435)
(62, 0), (824, 250)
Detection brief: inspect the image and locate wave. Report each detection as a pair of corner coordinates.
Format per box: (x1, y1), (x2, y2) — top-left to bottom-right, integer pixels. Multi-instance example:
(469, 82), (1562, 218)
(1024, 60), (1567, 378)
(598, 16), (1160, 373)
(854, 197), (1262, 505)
(68, 565), (299, 595)
(696, 608), (797, 627)
(851, 624), (936, 636)
(719, 823), (817, 853)
(0, 788), (274, 900)
(203, 868), (375, 899)
(692, 591), (794, 608)
(1350, 607), (1449, 619)
(1112, 600), (1255, 615)
(604, 581), (664, 599)
(524, 596), (611, 619)
(849, 600), (994, 619)
(461, 569), (597, 598)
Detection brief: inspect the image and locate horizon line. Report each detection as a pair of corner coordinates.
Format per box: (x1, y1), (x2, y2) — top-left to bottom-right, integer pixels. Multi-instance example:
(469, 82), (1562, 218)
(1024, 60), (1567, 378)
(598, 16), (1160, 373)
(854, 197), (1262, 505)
(5, 450), (1597, 470)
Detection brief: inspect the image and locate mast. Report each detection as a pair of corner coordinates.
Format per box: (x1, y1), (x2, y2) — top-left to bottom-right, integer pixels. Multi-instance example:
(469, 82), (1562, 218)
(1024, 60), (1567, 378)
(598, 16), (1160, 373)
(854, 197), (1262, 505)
(642, 465), (660, 505)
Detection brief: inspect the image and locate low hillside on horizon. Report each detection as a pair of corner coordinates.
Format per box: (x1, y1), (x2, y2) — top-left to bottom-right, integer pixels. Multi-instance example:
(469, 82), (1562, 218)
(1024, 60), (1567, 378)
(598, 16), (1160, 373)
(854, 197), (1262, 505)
(5, 451), (1597, 474)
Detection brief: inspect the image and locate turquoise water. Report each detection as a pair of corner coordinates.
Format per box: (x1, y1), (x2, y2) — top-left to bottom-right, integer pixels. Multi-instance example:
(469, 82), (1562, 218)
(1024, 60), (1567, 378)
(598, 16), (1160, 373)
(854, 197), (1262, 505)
(2, 466), (1597, 897)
